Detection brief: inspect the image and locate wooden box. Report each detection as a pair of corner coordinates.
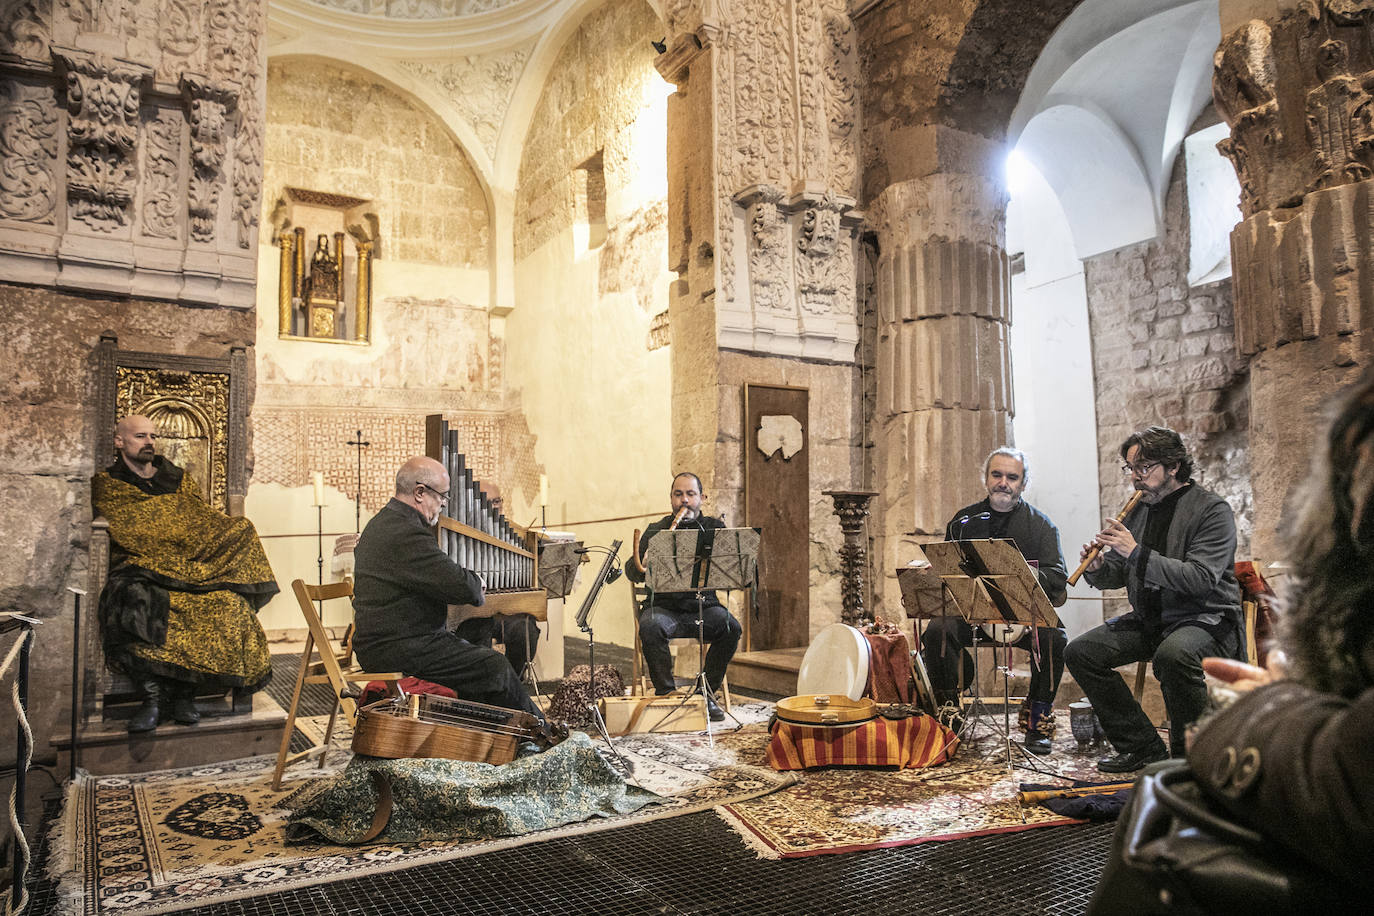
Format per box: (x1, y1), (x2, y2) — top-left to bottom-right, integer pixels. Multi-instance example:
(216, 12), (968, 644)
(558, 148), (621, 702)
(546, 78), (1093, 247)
(599, 694), (707, 735)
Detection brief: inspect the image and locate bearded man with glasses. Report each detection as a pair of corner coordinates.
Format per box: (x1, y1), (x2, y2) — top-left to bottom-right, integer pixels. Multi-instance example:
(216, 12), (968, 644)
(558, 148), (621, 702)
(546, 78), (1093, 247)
(351, 456), (541, 716)
(1065, 426), (1243, 773)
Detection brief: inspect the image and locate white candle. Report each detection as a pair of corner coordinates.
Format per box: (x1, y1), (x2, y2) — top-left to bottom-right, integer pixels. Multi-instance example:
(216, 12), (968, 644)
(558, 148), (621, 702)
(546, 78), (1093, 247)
(539, 474), (548, 507)
(312, 471), (325, 506)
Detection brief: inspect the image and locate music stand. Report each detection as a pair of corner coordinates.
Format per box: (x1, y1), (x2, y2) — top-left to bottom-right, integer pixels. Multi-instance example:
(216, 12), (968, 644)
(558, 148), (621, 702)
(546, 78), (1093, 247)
(571, 540), (628, 773)
(899, 539), (1061, 774)
(642, 525), (760, 744)
(516, 536), (583, 696)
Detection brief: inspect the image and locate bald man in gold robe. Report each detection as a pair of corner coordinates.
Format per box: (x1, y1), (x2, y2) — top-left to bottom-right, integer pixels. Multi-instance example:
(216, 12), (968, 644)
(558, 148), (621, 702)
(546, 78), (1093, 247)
(92, 416), (276, 732)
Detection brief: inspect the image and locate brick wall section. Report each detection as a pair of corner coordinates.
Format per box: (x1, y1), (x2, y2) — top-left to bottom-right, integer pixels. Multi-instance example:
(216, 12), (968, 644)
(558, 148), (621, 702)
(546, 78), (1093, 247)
(1084, 154), (1252, 566)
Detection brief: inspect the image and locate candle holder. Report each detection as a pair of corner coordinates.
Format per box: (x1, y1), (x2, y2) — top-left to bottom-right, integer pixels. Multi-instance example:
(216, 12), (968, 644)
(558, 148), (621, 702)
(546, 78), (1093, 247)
(822, 489), (878, 626)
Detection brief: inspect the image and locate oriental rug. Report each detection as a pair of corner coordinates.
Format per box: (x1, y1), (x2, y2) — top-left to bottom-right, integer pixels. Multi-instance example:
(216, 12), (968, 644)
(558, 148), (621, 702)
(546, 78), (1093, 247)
(717, 711), (1108, 859)
(48, 722), (796, 916)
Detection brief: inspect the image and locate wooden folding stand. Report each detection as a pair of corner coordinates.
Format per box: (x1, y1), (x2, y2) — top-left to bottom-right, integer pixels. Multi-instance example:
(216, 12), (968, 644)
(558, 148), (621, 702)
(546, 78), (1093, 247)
(271, 578), (402, 790)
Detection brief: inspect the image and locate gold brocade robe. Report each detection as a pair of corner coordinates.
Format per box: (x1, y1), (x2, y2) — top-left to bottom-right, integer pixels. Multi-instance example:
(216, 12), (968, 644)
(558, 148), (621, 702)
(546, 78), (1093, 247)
(92, 468), (275, 690)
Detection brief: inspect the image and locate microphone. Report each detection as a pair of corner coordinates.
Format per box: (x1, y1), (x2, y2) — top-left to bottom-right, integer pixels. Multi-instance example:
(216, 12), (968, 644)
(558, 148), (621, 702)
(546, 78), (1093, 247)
(574, 547), (591, 554)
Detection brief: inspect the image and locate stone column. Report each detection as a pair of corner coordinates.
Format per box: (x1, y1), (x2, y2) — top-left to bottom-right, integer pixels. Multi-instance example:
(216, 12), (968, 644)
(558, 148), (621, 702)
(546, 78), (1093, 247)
(656, 0), (864, 502)
(1215, 1), (1374, 559)
(867, 128), (1014, 616)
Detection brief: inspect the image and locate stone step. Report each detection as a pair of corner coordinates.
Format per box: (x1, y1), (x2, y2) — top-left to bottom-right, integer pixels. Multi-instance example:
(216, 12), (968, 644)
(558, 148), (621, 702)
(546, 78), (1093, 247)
(52, 690), (288, 776)
(726, 647), (806, 697)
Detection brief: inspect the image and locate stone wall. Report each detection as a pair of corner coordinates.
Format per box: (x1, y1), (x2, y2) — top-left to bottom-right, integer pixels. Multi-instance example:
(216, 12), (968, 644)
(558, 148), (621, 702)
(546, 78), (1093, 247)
(264, 58), (490, 268)
(515, 0), (662, 259)
(1084, 150), (1252, 563)
(715, 351), (864, 639)
(250, 57), (511, 629)
(506, 0), (674, 651)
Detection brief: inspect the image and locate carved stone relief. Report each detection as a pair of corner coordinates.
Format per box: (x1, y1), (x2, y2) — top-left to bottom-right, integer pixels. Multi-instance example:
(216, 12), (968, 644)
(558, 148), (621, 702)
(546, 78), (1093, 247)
(157, 0), (204, 84)
(295, 0), (524, 16)
(664, 0), (861, 360)
(140, 110), (182, 239)
(64, 0), (129, 34)
(1214, 1), (1374, 217)
(0, 81), (60, 225)
(0, 0), (265, 306)
(53, 47), (152, 232)
(180, 73), (238, 244)
(396, 43), (533, 160)
(1, 0), (52, 62)
(737, 184), (790, 314)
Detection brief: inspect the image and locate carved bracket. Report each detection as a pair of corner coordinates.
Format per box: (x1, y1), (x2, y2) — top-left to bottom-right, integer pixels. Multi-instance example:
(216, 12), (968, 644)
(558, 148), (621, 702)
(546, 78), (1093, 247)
(180, 73), (240, 244)
(52, 47), (152, 232)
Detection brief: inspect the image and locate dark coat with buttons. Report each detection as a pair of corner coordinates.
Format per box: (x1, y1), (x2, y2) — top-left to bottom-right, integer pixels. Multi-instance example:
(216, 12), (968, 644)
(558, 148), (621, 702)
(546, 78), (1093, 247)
(1188, 681), (1374, 893)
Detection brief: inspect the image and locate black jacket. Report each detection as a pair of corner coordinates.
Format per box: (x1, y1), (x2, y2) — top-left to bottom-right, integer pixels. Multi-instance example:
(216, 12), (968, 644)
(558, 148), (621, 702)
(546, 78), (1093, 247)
(352, 497), (484, 657)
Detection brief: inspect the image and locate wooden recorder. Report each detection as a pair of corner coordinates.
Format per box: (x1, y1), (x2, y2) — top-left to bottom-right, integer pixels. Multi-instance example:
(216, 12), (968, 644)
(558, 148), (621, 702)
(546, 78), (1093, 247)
(1067, 489), (1144, 586)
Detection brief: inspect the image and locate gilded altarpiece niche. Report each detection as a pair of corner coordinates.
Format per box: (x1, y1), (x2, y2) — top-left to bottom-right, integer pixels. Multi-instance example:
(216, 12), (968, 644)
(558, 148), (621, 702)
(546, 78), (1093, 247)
(271, 187), (377, 344)
(0, 0), (264, 307)
(662, 0), (862, 361)
(115, 366), (231, 512)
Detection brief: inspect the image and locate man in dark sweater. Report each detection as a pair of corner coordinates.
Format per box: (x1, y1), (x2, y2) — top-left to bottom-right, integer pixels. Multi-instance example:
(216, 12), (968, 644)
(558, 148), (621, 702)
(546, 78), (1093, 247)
(1066, 426), (1242, 773)
(352, 456), (538, 716)
(625, 472), (741, 722)
(920, 447), (1069, 753)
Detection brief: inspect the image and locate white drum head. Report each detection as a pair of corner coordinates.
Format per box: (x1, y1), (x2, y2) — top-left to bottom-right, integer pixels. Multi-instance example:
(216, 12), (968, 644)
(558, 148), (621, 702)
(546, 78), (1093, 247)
(979, 623), (1030, 644)
(796, 623), (871, 701)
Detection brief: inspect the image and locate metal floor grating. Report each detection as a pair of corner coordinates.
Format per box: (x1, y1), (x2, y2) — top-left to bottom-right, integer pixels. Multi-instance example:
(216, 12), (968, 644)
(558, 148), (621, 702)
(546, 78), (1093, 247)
(23, 799), (1114, 915)
(23, 644), (1117, 914)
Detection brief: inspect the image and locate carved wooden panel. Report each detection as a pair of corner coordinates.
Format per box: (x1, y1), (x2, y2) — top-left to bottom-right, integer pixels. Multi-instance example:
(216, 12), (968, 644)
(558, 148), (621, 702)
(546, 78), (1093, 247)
(744, 383), (809, 650)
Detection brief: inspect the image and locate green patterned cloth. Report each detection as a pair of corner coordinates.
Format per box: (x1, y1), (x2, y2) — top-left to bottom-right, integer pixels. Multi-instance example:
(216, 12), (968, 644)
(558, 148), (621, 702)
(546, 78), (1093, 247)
(282, 732), (662, 845)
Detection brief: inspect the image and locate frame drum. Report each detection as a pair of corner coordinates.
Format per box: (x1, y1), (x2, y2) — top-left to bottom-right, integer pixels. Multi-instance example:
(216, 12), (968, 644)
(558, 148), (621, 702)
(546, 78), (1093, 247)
(796, 623), (871, 701)
(979, 622), (1030, 644)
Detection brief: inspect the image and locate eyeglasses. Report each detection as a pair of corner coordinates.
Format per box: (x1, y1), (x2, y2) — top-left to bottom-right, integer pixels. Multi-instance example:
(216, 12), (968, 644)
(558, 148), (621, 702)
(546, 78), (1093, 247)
(416, 483), (449, 507)
(1120, 461), (1161, 477)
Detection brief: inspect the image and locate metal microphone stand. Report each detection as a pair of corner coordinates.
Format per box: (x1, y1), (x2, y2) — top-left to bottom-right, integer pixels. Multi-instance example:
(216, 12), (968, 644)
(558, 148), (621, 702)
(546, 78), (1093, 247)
(573, 543), (628, 773)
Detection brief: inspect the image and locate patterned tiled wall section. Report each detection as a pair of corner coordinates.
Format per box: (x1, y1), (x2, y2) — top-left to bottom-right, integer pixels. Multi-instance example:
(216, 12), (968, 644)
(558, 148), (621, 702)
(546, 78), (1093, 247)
(253, 409), (519, 512)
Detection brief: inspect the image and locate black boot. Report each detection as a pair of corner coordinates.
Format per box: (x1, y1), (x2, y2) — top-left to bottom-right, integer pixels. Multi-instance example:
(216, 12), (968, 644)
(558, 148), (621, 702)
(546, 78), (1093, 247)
(1024, 700), (1055, 755)
(168, 682), (201, 725)
(128, 680), (161, 733)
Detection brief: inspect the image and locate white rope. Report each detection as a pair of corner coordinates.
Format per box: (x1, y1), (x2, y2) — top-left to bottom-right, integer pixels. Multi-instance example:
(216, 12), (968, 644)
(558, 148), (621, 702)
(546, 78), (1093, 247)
(1, 631), (33, 916)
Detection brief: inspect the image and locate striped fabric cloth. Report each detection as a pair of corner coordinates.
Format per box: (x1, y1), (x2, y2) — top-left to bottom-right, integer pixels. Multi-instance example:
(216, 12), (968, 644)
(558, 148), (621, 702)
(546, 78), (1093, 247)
(766, 714), (959, 770)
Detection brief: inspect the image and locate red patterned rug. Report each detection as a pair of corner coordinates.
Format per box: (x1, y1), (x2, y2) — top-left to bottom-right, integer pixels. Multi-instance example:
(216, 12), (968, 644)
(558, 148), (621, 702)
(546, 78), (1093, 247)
(717, 710), (1109, 859)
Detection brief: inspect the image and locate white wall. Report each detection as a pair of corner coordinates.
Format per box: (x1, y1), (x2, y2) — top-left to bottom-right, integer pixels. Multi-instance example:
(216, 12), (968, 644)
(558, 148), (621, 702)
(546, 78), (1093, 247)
(1006, 152), (1105, 639)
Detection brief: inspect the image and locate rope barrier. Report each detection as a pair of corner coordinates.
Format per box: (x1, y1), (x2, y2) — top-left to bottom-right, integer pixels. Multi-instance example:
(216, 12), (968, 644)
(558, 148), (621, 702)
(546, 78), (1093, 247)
(1, 630), (33, 916)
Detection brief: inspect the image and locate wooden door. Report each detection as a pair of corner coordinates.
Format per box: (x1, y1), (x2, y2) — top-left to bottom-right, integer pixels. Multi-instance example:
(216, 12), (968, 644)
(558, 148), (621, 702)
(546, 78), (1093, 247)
(744, 384), (809, 650)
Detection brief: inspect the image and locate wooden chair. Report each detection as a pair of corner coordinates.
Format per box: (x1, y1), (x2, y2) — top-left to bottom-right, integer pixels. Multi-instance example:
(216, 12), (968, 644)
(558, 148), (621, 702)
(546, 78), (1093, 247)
(630, 584), (732, 711)
(271, 578), (402, 789)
